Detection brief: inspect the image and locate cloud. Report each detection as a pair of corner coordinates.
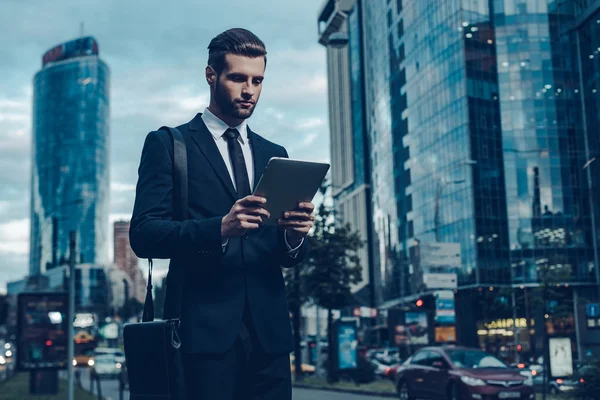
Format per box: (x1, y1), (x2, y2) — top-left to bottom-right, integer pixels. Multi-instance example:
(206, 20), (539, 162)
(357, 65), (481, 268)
(0, 0), (330, 291)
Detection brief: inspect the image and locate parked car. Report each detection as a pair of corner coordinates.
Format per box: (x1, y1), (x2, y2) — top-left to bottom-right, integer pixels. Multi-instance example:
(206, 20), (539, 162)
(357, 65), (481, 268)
(91, 355), (123, 380)
(370, 358), (395, 379)
(94, 347), (126, 364)
(289, 354), (316, 374)
(394, 346), (535, 400)
(532, 365), (600, 394)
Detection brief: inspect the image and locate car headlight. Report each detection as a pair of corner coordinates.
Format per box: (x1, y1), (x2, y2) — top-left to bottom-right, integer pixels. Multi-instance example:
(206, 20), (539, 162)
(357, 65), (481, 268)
(520, 371), (533, 386)
(0, 356), (5, 365)
(116, 363), (122, 369)
(461, 376), (487, 387)
(72, 359), (77, 366)
(5, 350), (12, 358)
(88, 359), (95, 367)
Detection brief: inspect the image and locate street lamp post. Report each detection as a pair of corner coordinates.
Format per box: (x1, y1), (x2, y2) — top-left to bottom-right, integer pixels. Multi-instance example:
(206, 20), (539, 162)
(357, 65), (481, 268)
(67, 231), (76, 400)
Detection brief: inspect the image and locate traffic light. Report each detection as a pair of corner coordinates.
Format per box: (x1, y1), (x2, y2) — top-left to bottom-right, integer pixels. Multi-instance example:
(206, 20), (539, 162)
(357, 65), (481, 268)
(416, 299), (424, 307)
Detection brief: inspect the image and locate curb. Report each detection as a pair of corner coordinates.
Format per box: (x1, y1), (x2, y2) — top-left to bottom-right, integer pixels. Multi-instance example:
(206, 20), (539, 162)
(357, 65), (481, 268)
(293, 383), (398, 398)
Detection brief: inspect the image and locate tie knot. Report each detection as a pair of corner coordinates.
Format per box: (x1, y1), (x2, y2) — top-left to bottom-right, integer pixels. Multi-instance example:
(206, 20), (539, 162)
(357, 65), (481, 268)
(223, 128), (240, 141)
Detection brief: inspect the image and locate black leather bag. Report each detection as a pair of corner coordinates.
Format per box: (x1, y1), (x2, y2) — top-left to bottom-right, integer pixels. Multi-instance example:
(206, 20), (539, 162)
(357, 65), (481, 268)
(123, 126), (188, 399)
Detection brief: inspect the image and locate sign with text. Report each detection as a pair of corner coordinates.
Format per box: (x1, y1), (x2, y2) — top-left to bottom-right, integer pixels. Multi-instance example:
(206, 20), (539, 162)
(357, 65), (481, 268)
(17, 292), (69, 370)
(424, 273), (457, 289)
(418, 242), (461, 269)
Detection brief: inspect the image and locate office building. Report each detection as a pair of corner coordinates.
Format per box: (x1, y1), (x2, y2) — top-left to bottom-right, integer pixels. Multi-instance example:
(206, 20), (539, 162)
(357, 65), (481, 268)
(317, 0), (379, 308)
(324, 0), (600, 358)
(29, 36), (110, 277)
(113, 220), (146, 303)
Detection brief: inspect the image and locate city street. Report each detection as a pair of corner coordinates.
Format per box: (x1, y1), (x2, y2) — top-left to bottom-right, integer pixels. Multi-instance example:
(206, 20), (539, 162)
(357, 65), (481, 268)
(78, 368), (393, 400)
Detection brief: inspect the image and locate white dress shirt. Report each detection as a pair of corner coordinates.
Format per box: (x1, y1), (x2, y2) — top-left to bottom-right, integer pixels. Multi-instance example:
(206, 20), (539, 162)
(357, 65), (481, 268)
(201, 108), (302, 255)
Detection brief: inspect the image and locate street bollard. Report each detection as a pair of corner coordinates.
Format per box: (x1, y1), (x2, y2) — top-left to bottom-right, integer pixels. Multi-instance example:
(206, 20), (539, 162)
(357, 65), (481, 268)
(119, 373), (124, 400)
(96, 374), (102, 400)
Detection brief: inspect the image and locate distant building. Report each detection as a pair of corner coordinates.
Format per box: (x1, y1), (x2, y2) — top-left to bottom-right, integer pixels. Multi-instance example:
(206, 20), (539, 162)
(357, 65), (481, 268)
(317, 0), (378, 308)
(30, 36), (110, 277)
(113, 221), (145, 303)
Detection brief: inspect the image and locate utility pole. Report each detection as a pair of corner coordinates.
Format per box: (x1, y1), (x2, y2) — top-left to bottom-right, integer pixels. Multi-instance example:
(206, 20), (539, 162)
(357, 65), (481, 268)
(67, 231), (76, 400)
(315, 305), (322, 377)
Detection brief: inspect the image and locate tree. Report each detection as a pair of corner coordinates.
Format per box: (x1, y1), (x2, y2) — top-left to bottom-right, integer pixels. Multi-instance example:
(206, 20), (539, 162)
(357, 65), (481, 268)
(302, 183), (364, 382)
(284, 258), (309, 382)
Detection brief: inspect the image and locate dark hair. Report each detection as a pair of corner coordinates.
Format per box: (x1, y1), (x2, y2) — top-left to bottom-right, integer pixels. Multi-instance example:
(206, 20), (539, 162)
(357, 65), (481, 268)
(207, 28), (267, 75)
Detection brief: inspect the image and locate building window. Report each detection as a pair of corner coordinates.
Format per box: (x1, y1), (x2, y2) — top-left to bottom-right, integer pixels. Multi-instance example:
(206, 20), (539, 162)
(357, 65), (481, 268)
(387, 10), (393, 27)
(397, 0), (403, 13)
(398, 19), (404, 38)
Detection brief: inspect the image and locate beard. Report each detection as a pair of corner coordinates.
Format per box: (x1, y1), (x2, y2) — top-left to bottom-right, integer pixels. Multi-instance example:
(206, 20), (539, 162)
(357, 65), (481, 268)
(214, 79), (257, 120)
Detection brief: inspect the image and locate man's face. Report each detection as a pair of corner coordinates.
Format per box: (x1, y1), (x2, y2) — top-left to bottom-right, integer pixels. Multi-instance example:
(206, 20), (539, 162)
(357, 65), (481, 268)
(212, 53), (265, 120)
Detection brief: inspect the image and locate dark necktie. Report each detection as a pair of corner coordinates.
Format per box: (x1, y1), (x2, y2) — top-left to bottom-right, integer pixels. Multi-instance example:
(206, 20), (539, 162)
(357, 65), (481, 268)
(223, 128), (251, 199)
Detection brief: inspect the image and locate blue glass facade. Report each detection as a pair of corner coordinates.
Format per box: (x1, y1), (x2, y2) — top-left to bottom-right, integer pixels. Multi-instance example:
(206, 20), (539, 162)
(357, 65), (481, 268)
(355, 0), (600, 307)
(30, 37), (110, 276)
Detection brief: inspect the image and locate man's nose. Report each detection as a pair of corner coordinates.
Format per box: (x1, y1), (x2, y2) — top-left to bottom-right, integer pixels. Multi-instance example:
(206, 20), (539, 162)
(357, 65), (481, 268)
(242, 81), (254, 97)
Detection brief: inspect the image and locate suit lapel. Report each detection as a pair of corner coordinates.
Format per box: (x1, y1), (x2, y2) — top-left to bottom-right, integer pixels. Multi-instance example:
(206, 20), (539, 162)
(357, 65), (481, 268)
(188, 113), (237, 202)
(247, 127), (270, 192)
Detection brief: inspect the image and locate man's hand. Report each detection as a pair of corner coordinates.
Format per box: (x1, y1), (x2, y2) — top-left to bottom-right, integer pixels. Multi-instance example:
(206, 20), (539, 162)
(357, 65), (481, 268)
(278, 202), (315, 248)
(221, 195), (270, 238)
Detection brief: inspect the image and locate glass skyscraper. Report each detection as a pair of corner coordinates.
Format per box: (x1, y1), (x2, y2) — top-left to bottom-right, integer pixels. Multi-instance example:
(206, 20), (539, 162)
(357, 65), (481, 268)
(29, 36), (110, 276)
(325, 0), (600, 356)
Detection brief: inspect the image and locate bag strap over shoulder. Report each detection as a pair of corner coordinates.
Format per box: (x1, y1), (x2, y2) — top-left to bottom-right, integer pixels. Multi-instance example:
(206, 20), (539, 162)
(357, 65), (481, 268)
(141, 126), (188, 322)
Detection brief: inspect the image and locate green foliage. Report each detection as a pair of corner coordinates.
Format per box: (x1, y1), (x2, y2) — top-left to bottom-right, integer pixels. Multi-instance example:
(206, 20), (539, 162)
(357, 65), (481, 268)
(302, 183), (364, 312)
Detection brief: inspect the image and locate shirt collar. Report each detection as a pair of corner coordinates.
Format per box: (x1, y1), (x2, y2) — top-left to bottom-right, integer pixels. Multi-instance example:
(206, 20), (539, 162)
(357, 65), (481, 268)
(201, 107), (248, 144)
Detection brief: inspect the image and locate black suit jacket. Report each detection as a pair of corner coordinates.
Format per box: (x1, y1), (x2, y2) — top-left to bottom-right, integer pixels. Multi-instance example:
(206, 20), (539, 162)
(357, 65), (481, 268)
(129, 113), (307, 355)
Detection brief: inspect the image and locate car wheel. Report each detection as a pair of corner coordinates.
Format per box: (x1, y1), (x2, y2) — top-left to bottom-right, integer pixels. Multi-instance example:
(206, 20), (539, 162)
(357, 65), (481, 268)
(448, 382), (460, 400)
(397, 380), (412, 400)
(549, 386), (558, 395)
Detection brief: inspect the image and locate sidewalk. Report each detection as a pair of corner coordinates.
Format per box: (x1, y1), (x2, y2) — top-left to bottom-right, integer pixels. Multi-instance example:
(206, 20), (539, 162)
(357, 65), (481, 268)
(292, 376), (397, 398)
(0, 372), (98, 400)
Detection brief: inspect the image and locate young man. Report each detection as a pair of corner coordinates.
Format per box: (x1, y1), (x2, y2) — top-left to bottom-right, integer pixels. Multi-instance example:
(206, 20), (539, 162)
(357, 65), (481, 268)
(129, 28), (314, 400)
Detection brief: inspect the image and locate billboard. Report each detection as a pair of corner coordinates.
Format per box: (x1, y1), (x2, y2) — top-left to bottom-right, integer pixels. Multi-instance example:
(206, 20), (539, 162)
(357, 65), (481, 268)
(434, 291), (456, 324)
(435, 326), (457, 343)
(549, 337), (573, 377)
(336, 320), (358, 370)
(17, 292), (69, 370)
(406, 312), (429, 345)
(419, 242), (461, 269)
(42, 36), (99, 67)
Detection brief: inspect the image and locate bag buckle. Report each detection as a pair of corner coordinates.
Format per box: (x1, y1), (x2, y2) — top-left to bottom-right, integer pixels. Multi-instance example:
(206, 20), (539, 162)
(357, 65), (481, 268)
(168, 319), (182, 349)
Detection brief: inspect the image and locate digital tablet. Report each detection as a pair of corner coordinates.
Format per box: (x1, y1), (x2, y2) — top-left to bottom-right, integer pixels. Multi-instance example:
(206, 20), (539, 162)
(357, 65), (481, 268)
(253, 157), (330, 226)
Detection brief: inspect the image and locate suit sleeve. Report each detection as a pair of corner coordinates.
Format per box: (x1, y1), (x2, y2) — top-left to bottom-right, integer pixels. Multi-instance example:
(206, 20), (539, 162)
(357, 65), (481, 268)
(276, 146), (309, 268)
(129, 130), (223, 259)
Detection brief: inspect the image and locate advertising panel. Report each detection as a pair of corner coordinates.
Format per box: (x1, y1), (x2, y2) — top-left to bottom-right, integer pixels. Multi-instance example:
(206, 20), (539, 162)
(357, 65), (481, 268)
(17, 292), (69, 370)
(337, 320), (358, 370)
(549, 337), (573, 377)
(406, 312), (429, 345)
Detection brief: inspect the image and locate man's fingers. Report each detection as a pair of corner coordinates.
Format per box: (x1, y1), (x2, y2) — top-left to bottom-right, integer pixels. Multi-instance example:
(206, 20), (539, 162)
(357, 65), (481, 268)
(238, 195), (267, 206)
(297, 202), (315, 212)
(240, 220), (260, 229)
(239, 214), (264, 224)
(242, 207), (270, 218)
(282, 211), (313, 220)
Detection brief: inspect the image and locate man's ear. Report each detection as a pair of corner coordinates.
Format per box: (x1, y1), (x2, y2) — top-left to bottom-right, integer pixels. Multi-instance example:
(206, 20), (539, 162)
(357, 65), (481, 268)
(206, 65), (217, 86)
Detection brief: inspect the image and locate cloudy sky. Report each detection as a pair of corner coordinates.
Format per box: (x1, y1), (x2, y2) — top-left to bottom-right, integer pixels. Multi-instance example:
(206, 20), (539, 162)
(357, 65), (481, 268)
(0, 0), (330, 291)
